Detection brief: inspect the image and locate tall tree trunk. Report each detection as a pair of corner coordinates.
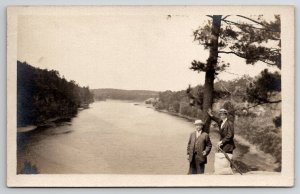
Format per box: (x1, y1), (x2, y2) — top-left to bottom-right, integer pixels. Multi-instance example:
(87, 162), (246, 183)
(203, 15), (222, 133)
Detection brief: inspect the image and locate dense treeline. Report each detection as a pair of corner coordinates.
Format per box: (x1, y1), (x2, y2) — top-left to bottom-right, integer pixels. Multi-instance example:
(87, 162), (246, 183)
(154, 70), (282, 169)
(154, 70), (280, 119)
(92, 88), (158, 101)
(154, 76), (252, 117)
(17, 61), (94, 127)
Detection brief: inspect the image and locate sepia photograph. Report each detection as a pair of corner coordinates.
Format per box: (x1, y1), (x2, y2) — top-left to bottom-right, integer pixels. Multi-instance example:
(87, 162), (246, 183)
(7, 6), (294, 187)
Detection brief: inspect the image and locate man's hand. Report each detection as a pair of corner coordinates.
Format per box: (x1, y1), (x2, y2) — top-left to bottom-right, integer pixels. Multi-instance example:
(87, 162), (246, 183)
(207, 108), (213, 117)
(202, 151), (207, 156)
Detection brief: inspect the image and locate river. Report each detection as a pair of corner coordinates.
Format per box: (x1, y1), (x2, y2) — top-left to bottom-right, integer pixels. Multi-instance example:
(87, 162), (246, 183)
(17, 100), (279, 174)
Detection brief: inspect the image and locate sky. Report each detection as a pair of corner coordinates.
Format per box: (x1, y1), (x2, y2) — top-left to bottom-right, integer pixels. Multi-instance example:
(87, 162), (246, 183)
(17, 13), (279, 91)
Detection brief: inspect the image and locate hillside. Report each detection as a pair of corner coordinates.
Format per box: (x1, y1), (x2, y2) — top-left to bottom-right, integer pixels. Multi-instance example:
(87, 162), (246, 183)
(152, 75), (282, 171)
(91, 88), (159, 101)
(17, 61), (94, 127)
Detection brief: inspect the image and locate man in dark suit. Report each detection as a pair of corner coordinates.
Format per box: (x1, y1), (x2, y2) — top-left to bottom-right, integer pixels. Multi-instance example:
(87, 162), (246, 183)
(187, 119), (212, 174)
(207, 108), (235, 154)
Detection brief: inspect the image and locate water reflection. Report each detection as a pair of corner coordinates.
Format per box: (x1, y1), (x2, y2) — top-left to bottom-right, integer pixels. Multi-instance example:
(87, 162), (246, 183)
(17, 100), (279, 174)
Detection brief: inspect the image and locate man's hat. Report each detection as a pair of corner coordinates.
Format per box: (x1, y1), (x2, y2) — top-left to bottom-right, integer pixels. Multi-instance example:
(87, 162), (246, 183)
(194, 119), (204, 125)
(219, 108), (228, 115)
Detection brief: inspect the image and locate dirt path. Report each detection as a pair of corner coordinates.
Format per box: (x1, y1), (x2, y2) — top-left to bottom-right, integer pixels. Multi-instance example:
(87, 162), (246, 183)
(205, 127), (280, 174)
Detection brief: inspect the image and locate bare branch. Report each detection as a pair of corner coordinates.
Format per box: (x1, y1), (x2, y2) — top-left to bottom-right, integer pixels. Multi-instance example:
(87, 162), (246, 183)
(222, 15), (231, 20)
(257, 59), (278, 66)
(218, 50), (245, 58)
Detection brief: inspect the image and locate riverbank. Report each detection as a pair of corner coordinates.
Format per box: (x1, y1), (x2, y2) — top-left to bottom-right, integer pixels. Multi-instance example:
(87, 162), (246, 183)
(149, 104), (280, 173)
(17, 105), (91, 133)
(140, 103), (197, 122)
(17, 117), (72, 133)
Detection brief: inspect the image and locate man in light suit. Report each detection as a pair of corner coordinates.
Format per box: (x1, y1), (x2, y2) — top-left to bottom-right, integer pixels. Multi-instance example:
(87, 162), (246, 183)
(187, 120), (212, 174)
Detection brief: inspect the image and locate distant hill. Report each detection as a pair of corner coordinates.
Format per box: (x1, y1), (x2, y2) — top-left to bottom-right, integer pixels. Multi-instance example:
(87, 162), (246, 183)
(91, 88), (159, 101)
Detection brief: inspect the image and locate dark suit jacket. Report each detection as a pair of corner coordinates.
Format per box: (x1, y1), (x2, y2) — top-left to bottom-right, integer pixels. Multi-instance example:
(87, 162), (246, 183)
(211, 116), (236, 153)
(187, 131), (212, 164)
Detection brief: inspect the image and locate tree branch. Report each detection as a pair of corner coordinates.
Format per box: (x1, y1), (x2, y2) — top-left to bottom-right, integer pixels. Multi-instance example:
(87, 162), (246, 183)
(236, 15), (266, 27)
(222, 19), (265, 31)
(234, 100), (281, 112)
(207, 15), (280, 34)
(253, 96), (282, 104)
(256, 58), (278, 66)
(218, 50), (277, 66)
(222, 15), (231, 20)
(222, 18), (280, 33)
(218, 50), (244, 58)
(265, 99), (282, 103)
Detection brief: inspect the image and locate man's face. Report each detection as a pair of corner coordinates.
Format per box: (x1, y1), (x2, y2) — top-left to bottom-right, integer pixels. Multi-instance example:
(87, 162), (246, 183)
(195, 124), (203, 131)
(220, 113), (227, 121)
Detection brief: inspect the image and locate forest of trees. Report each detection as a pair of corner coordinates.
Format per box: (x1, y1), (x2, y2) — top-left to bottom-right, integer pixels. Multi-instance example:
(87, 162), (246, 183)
(17, 61), (94, 127)
(92, 88), (158, 101)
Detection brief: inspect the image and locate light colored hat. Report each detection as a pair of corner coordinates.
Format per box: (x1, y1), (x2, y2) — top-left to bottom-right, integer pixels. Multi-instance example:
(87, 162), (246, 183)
(219, 108), (228, 114)
(194, 119), (204, 125)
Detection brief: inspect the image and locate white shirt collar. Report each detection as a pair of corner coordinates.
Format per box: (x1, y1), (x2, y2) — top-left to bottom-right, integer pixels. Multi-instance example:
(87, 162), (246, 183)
(196, 130), (202, 137)
(221, 118), (227, 128)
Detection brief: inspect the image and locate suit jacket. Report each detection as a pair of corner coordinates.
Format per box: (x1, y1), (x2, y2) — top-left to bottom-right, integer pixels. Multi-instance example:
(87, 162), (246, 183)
(211, 116), (236, 153)
(187, 131), (212, 164)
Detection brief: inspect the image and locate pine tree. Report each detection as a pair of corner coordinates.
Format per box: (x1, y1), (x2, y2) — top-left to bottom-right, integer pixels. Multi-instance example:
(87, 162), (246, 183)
(187, 15), (281, 133)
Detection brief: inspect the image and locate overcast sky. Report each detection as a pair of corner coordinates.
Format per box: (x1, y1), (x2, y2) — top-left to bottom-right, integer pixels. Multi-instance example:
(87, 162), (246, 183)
(17, 14), (278, 91)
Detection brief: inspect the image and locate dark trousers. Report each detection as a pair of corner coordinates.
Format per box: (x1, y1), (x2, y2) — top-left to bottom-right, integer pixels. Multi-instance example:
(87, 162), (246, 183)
(188, 154), (205, 174)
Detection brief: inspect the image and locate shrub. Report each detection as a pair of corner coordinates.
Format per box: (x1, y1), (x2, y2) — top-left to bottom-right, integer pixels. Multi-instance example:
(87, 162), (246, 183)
(235, 115), (282, 166)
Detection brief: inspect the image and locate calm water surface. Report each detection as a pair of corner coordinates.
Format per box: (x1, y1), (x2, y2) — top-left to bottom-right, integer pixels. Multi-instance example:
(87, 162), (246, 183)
(17, 100), (279, 174)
